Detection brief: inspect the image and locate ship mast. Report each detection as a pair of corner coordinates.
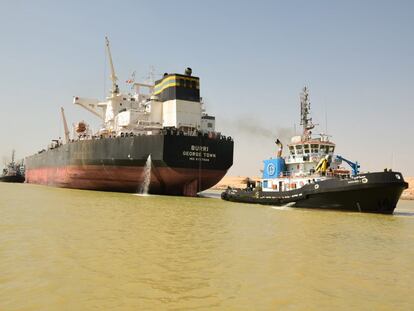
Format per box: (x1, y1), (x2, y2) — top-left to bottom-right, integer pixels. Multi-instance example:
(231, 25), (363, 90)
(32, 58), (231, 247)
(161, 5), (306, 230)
(105, 36), (119, 95)
(300, 86), (315, 141)
(11, 150), (15, 164)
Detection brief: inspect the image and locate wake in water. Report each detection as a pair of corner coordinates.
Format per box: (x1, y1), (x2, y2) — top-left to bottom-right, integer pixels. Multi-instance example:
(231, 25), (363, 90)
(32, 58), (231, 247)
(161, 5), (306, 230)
(393, 211), (414, 217)
(270, 205), (293, 211)
(137, 154), (151, 196)
(269, 202), (297, 211)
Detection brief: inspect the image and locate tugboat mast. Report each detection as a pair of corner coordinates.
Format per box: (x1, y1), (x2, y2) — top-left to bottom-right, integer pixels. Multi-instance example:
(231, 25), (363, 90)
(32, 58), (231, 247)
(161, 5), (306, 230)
(300, 86), (315, 141)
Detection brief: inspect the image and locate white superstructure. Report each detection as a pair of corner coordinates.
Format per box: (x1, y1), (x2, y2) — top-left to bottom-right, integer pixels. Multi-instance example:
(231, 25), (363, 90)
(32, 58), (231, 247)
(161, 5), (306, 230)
(72, 37), (216, 139)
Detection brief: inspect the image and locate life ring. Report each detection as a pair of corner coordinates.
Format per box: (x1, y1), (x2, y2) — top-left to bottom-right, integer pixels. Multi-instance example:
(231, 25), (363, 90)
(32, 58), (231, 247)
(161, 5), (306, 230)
(299, 181), (304, 187)
(314, 184), (320, 190)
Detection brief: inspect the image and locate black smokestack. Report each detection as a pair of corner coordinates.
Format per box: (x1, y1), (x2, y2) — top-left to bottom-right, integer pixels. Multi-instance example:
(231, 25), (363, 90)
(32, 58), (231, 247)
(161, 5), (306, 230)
(275, 139), (283, 158)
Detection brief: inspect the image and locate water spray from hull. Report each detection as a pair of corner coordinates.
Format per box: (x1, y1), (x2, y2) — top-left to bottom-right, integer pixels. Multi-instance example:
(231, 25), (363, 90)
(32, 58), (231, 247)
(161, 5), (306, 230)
(138, 154), (152, 195)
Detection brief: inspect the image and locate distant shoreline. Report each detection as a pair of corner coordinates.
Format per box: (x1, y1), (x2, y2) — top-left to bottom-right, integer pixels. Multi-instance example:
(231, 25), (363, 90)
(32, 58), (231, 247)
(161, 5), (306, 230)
(401, 177), (414, 200)
(212, 176), (414, 200)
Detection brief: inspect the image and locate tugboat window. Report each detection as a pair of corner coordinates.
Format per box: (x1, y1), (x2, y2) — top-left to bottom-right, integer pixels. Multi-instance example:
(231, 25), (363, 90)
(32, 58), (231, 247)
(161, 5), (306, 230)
(311, 144), (319, 153)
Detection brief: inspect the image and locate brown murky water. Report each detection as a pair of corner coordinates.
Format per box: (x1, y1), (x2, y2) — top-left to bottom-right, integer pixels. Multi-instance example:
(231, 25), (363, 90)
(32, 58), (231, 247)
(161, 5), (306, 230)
(1, 183), (414, 310)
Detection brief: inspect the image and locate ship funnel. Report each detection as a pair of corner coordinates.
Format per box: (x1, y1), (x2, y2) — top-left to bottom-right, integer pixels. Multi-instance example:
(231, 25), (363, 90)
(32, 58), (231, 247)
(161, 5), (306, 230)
(275, 139), (283, 158)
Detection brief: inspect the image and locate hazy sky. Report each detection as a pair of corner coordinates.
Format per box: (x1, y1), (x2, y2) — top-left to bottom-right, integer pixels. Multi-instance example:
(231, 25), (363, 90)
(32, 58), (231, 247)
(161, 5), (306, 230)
(1, 0), (413, 176)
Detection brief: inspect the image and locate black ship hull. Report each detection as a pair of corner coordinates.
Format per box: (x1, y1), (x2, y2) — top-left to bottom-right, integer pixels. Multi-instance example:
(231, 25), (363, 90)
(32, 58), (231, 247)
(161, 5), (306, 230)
(0, 175), (25, 183)
(25, 133), (234, 196)
(221, 172), (408, 214)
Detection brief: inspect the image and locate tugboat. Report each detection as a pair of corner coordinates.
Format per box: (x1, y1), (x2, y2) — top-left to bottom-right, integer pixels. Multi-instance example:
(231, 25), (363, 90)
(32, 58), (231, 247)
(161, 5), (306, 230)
(222, 87), (408, 214)
(0, 150), (25, 183)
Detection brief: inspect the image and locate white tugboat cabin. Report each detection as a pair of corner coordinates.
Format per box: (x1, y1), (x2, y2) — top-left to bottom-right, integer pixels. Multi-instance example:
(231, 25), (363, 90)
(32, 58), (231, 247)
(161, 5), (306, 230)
(260, 87), (354, 192)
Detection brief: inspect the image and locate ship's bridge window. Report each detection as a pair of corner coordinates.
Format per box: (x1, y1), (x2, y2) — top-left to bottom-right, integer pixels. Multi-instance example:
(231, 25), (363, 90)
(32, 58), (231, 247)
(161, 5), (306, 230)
(329, 146), (335, 153)
(311, 144), (319, 153)
(319, 145), (326, 154)
(304, 144), (310, 154)
(289, 146), (294, 155)
(207, 122), (213, 128)
(295, 145), (303, 155)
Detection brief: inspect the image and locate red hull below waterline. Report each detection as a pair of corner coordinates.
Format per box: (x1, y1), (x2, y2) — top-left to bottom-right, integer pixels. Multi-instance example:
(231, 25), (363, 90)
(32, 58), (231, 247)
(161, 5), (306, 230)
(25, 165), (226, 196)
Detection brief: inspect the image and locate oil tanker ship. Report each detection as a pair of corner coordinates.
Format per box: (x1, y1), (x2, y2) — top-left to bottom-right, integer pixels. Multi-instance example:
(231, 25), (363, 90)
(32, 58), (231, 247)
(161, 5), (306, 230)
(25, 38), (234, 196)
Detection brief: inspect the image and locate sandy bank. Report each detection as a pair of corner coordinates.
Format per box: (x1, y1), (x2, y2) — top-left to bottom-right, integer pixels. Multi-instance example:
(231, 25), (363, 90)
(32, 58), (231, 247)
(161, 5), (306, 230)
(210, 176), (259, 190)
(401, 177), (414, 200)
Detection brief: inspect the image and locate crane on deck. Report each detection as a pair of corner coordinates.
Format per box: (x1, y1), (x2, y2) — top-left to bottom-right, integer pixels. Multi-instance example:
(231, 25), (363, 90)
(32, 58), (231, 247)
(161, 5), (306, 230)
(105, 36), (119, 95)
(336, 155), (360, 176)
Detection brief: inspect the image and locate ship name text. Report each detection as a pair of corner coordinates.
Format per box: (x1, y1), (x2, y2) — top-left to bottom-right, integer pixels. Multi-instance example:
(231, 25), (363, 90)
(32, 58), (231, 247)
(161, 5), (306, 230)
(182, 145), (216, 162)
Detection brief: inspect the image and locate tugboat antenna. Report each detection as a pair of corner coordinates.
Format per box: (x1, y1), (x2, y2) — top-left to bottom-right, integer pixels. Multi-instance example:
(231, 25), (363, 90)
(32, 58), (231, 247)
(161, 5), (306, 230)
(300, 86), (315, 140)
(105, 36), (119, 94)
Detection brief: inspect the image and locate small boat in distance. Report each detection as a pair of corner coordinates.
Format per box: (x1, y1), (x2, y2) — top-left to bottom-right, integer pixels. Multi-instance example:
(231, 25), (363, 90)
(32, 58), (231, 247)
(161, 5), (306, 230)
(0, 150), (25, 183)
(222, 87), (408, 214)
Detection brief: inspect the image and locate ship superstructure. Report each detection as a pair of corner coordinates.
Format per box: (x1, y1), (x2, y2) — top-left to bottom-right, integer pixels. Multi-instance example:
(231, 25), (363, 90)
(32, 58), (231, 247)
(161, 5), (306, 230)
(73, 38), (215, 139)
(25, 38), (233, 196)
